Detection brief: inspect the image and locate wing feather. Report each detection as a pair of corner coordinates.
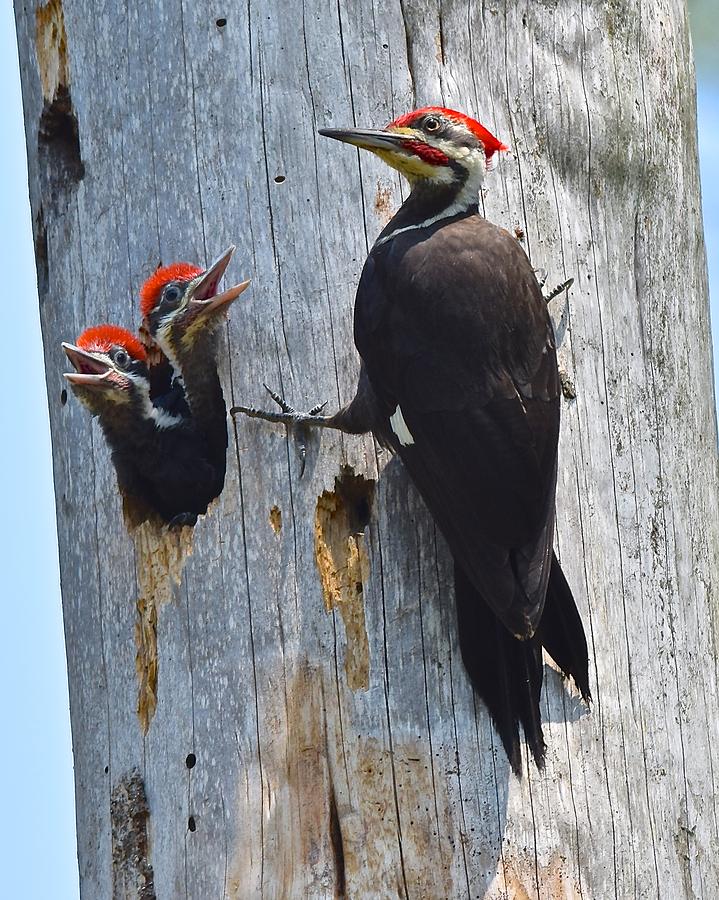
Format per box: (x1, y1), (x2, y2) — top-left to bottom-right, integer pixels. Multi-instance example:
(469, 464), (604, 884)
(356, 215), (560, 637)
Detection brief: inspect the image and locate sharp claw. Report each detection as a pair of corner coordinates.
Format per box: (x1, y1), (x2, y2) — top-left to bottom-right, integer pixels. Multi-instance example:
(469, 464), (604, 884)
(308, 401), (328, 416)
(298, 442), (307, 478)
(263, 383), (296, 414)
(544, 277), (574, 303)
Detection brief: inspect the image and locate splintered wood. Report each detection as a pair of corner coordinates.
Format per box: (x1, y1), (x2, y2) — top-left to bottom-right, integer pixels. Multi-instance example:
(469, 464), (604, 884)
(131, 518), (193, 733)
(313, 469), (373, 692)
(34, 0), (68, 102)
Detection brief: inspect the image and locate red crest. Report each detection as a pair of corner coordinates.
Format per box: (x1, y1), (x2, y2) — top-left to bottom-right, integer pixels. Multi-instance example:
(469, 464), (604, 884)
(389, 107), (509, 163)
(139, 262), (203, 318)
(76, 324), (147, 362)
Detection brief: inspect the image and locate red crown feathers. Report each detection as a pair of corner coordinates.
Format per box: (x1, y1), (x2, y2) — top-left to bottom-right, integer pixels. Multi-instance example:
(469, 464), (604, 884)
(76, 324), (147, 362)
(389, 107), (509, 163)
(139, 262), (203, 318)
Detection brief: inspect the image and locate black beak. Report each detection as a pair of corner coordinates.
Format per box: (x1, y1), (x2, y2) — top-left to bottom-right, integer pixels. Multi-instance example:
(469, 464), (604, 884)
(318, 127), (407, 152)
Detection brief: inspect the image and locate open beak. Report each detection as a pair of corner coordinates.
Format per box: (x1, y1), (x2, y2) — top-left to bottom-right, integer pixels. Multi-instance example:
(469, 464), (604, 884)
(195, 279), (251, 315)
(193, 245), (236, 301)
(318, 127), (408, 152)
(62, 342), (114, 389)
(190, 244), (250, 316)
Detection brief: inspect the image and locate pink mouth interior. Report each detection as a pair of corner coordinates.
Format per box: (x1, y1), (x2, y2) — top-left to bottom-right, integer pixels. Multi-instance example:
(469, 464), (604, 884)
(195, 276), (220, 302)
(76, 356), (110, 375)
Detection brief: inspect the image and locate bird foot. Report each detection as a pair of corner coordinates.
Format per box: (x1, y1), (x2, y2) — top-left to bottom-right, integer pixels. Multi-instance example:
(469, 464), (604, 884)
(167, 511), (198, 530)
(543, 277), (574, 304)
(231, 384), (330, 476)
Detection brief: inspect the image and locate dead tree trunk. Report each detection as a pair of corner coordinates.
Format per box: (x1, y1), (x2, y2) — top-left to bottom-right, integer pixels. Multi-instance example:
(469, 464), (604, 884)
(16, 0), (719, 896)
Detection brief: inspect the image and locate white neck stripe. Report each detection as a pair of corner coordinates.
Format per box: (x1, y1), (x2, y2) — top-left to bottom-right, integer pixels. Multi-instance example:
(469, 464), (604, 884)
(375, 199), (472, 247)
(139, 391), (184, 430)
(375, 159), (484, 248)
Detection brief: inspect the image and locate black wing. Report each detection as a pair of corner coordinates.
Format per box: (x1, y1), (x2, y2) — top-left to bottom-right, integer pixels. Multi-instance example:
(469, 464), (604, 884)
(355, 214), (560, 638)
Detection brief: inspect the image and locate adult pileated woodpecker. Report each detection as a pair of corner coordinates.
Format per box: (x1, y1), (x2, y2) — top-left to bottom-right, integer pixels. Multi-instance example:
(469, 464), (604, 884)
(139, 246), (250, 506)
(233, 107), (590, 774)
(63, 324), (226, 527)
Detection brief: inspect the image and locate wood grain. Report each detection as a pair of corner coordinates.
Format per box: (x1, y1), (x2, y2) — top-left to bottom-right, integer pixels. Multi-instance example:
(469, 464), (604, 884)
(15, 0), (718, 896)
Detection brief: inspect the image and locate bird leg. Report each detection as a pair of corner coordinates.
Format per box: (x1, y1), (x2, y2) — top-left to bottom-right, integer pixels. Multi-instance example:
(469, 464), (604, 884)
(231, 384), (332, 476)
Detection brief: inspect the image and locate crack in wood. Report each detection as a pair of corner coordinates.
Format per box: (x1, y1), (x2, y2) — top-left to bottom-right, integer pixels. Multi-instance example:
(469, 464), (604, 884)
(328, 784), (346, 898)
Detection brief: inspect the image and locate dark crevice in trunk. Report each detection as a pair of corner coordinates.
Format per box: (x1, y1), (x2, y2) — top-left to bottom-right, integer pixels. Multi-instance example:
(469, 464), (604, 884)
(38, 84), (85, 194)
(329, 785), (346, 898)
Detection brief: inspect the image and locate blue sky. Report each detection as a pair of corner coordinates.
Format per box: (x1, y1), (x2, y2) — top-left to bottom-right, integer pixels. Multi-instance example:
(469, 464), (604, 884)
(698, 79), (719, 383)
(1, 5), (716, 897)
(0, 4), (78, 898)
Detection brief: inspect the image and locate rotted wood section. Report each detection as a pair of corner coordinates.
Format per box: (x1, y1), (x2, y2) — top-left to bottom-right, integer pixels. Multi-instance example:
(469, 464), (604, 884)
(15, 0), (719, 896)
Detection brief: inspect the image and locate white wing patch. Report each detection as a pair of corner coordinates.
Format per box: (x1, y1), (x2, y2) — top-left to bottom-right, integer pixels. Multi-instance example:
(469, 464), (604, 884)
(390, 404), (415, 446)
(151, 407), (185, 430)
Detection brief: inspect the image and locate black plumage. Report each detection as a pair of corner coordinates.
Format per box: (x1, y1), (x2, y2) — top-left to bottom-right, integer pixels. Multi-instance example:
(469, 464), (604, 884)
(100, 384), (224, 527)
(351, 211), (590, 771)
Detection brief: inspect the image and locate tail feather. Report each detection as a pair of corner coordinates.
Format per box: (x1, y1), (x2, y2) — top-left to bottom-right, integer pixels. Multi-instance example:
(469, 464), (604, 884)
(454, 552), (590, 775)
(454, 563), (545, 775)
(537, 553), (591, 702)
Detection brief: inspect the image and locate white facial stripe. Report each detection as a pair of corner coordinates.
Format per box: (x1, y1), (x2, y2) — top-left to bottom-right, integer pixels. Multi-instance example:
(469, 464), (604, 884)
(376, 146), (487, 247)
(430, 137), (473, 160)
(154, 320), (184, 381)
(390, 404), (415, 446)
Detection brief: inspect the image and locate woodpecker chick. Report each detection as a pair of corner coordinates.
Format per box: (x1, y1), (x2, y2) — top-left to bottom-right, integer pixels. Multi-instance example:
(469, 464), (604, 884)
(140, 245), (249, 401)
(233, 107), (591, 774)
(140, 246), (249, 478)
(63, 325), (225, 527)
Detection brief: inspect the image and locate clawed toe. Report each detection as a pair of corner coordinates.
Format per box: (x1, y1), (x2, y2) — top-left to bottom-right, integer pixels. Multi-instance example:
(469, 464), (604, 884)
(230, 385), (332, 477)
(543, 277), (574, 304)
(167, 512), (197, 529)
(263, 383), (296, 415)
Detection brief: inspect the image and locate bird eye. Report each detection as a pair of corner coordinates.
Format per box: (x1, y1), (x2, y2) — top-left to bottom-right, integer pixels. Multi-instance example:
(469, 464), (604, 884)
(163, 285), (182, 306)
(114, 349), (130, 369)
(424, 116), (441, 133)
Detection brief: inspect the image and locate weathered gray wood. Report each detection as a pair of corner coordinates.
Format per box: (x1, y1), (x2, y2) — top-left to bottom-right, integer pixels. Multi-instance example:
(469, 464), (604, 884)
(16, 0), (719, 896)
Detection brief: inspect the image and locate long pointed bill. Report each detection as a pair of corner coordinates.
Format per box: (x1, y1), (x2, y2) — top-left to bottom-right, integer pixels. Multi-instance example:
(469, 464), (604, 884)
(193, 279), (251, 316)
(318, 127), (408, 152)
(63, 371), (113, 388)
(62, 342), (112, 376)
(190, 281), (250, 315)
(62, 342), (116, 389)
(193, 244), (236, 301)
